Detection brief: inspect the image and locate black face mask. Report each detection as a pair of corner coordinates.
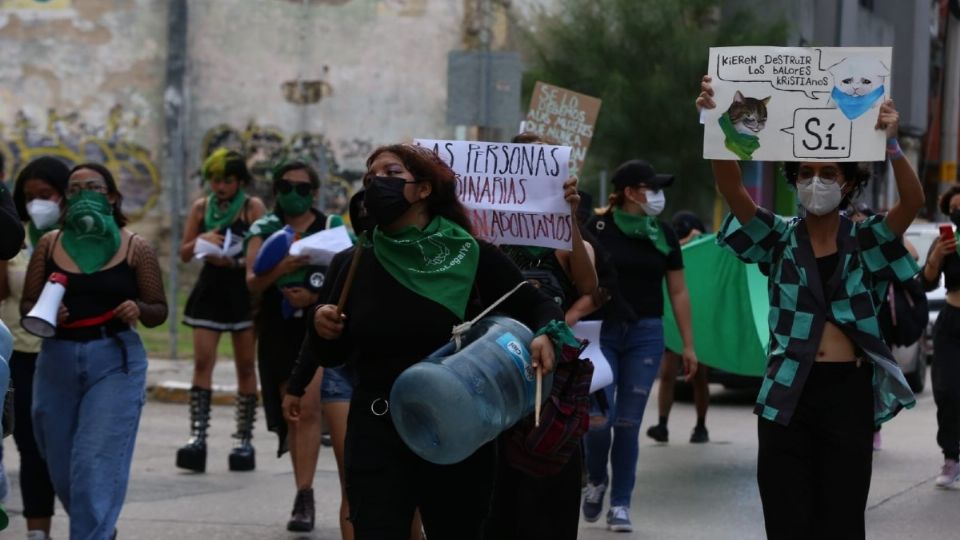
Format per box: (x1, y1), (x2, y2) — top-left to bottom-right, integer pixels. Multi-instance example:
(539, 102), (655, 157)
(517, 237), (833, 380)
(951, 209), (960, 228)
(363, 176), (415, 227)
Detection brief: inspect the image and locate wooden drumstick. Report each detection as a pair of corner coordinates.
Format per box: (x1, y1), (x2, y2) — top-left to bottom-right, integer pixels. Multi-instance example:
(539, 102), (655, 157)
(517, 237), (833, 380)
(535, 366), (543, 428)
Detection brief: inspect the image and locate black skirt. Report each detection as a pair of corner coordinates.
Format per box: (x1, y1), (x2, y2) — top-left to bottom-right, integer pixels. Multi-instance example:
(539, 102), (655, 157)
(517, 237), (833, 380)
(183, 264), (253, 332)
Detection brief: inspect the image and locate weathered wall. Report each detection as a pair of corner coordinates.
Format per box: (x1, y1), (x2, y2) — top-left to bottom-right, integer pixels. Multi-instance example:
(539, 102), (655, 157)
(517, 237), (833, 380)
(0, 0), (168, 227)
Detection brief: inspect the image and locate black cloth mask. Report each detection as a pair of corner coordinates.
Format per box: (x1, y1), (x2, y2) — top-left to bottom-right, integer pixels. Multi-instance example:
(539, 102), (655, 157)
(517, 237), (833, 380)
(363, 176), (415, 226)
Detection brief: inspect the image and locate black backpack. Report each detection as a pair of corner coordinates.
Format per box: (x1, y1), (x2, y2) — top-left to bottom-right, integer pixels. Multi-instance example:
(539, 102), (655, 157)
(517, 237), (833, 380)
(878, 276), (929, 347)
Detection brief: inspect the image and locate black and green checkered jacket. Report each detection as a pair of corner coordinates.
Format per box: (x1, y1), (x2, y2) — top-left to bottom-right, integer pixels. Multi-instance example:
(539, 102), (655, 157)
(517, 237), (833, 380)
(717, 207), (917, 426)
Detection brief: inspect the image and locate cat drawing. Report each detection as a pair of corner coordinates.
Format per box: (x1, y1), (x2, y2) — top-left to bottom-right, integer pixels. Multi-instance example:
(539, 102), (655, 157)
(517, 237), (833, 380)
(718, 90), (770, 161)
(828, 56), (889, 120)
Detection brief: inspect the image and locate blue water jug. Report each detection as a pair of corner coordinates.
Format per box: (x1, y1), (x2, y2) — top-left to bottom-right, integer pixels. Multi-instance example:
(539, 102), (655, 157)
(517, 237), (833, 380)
(390, 315), (554, 465)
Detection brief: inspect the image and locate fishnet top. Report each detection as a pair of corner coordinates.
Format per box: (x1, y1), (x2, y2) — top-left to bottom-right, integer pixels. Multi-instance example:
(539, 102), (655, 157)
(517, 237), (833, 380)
(21, 231), (168, 327)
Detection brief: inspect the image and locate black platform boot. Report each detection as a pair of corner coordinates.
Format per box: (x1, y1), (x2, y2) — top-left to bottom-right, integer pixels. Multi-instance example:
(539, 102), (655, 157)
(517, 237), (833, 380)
(286, 488), (315, 532)
(228, 393), (257, 471)
(176, 386), (212, 472)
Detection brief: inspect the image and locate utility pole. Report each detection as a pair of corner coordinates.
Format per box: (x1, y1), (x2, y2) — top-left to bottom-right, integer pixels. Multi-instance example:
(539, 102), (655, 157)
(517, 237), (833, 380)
(943, 2), (960, 199)
(163, 0), (188, 359)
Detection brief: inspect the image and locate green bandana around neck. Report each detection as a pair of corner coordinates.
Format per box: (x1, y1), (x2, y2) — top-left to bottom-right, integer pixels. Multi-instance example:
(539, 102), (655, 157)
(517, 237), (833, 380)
(28, 221), (57, 250)
(204, 191), (247, 231)
(718, 112), (761, 161)
(61, 191), (121, 273)
(372, 216), (480, 319)
(612, 209), (671, 255)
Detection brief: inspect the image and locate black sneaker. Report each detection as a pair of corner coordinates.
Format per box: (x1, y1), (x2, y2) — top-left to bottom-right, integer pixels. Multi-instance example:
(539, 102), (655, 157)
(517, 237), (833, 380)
(646, 424), (669, 443)
(690, 425), (709, 444)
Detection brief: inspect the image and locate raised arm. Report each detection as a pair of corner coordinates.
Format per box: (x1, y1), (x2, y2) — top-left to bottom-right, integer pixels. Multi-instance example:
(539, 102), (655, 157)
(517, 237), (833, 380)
(696, 75), (757, 224)
(879, 100), (925, 237)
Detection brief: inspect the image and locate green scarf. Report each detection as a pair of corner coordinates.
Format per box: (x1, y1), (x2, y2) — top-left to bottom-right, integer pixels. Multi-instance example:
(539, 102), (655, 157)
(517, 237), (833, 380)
(372, 216), (480, 319)
(204, 192), (247, 231)
(718, 112), (761, 161)
(612, 209), (671, 255)
(28, 221), (56, 249)
(61, 191), (121, 274)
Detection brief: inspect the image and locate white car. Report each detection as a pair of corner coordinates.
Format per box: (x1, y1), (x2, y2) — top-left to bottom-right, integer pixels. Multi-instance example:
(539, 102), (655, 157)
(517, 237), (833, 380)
(894, 222), (948, 393)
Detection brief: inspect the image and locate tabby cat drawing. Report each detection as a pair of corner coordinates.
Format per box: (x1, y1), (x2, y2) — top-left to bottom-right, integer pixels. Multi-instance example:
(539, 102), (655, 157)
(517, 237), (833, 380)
(718, 90), (770, 161)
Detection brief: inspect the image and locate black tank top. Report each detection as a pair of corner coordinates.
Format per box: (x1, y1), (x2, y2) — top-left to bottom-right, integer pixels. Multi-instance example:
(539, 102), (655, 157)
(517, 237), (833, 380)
(199, 197), (253, 261)
(816, 252), (839, 301)
(46, 236), (139, 323)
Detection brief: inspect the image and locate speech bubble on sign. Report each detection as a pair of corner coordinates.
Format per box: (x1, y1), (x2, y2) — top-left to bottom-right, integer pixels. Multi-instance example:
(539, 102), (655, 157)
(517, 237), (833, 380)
(715, 48), (832, 100)
(781, 108), (853, 160)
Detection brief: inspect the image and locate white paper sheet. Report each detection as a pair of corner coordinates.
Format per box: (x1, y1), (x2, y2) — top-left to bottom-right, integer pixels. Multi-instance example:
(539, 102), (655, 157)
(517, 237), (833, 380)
(573, 321), (613, 393)
(289, 226), (353, 266)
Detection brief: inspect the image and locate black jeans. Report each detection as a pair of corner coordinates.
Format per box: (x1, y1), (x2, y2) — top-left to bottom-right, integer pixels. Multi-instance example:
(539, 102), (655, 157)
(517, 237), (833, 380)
(933, 304), (960, 461)
(10, 350), (56, 518)
(345, 392), (495, 540)
(757, 361), (874, 540)
(484, 439), (583, 540)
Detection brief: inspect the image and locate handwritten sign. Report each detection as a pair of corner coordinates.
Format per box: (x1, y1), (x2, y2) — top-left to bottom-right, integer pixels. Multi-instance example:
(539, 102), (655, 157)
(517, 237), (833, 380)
(522, 82), (601, 177)
(415, 139), (573, 250)
(703, 46), (892, 162)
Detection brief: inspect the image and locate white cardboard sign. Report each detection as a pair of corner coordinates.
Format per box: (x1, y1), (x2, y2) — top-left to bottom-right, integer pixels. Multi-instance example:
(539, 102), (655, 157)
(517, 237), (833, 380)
(702, 46), (892, 162)
(415, 139), (574, 250)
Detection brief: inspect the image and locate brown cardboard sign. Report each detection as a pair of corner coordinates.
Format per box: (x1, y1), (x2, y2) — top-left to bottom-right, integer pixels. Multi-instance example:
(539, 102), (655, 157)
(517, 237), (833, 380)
(523, 82), (602, 177)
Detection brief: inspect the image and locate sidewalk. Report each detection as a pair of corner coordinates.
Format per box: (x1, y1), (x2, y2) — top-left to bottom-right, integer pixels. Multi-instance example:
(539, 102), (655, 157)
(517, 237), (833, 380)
(147, 357), (251, 405)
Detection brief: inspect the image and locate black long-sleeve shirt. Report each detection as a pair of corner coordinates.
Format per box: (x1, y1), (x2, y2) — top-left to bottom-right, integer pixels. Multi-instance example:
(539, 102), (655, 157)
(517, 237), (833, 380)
(287, 241), (563, 396)
(0, 185), (24, 260)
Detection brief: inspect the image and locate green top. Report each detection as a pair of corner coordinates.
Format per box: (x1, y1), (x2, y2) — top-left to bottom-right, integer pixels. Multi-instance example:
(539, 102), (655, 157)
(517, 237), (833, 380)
(612, 209), (671, 255)
(372, 216), (480, 319)
(718, 112), (761, 161)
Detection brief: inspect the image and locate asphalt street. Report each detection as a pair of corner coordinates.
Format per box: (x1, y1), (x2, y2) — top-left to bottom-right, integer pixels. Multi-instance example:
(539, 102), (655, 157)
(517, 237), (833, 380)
(3, 372), (959, 539)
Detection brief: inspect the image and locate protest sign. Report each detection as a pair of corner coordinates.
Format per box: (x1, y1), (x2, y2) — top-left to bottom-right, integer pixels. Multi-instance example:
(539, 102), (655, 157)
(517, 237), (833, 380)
(415, 139), (573, 250)
(702, 46), (892, 162)
(522, 82), (601, 177)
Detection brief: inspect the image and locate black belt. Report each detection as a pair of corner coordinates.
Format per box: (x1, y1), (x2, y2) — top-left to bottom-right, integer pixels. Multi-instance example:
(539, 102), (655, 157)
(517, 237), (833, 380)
(55, 321), (131, 372)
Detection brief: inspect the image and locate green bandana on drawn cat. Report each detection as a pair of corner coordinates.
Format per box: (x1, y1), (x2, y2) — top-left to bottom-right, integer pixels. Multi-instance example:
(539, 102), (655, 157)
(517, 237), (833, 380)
(719, 113), (761, 161)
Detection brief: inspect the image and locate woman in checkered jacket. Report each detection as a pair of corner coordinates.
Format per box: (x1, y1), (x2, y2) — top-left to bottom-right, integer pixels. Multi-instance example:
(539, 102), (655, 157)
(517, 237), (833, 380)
(698, 75), (924, 540)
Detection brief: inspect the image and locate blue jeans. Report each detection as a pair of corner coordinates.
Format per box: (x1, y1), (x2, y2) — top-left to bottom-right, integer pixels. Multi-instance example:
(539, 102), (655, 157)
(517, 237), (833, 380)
(585, 318), (664, 508)
(32, 331), (147, 540)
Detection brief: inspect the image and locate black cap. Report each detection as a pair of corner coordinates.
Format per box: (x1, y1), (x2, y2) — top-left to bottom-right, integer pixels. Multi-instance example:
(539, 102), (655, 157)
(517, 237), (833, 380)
(611, 160), (674, 190)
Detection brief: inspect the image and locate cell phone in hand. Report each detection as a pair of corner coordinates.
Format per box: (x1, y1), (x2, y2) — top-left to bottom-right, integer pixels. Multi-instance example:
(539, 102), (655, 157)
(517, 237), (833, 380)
(940, 224), (954, 243)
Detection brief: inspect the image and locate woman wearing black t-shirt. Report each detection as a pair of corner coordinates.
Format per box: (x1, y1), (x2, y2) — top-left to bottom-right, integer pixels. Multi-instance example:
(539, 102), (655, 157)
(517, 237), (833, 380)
(581, 160), (698, 533)
(283, 144), (564, 540)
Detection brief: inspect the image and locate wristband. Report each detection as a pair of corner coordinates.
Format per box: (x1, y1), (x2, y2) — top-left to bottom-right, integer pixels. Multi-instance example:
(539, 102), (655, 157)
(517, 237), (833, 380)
(886, 137), (904, 161)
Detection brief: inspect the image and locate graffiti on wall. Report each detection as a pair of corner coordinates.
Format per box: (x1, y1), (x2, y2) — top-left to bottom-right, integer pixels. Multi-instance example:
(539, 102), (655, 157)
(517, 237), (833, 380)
(0, 105), (161, 220)
(201, 121), (366, 216)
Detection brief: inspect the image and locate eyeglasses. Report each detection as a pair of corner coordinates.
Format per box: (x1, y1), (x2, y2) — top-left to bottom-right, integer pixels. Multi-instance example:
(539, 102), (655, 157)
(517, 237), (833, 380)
(797, 166), (842, 185)
(67, 178), (108, 195)
(276, 179), (313, 196)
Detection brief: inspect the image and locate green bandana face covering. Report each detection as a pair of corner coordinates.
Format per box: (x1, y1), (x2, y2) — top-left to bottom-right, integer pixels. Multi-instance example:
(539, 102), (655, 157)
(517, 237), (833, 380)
(612, 208), (671, 255)
(718, 112), (761, 161)
(372, 216), (480, 319)
(61, 191), (121, 273)
(277, 190), (313, 216)
(204, 191), (247, 231)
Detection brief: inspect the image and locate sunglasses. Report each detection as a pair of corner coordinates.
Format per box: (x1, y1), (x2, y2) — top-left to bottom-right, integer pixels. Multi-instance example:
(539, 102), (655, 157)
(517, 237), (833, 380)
(276, 179), (313, 196)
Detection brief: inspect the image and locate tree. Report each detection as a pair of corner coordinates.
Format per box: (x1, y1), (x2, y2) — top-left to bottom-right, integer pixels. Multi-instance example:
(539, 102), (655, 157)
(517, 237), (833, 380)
(519, 0), (787, 219)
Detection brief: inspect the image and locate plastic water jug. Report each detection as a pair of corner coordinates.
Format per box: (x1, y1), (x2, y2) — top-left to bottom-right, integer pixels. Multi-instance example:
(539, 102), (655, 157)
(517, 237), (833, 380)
(390, 315), (554, 465)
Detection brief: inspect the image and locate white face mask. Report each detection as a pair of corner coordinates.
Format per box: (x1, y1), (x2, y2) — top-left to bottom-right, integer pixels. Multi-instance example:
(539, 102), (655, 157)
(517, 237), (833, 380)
(26, 199), (61, 229)
(797, 177), (843, 216)
(640, 189), (666, 216)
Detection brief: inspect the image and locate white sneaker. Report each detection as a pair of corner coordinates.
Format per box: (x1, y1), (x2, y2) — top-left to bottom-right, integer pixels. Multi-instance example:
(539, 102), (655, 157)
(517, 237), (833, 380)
(606, 505), (633, 532)
(935, 459), (960, 488)
(27, 531), (51, 540)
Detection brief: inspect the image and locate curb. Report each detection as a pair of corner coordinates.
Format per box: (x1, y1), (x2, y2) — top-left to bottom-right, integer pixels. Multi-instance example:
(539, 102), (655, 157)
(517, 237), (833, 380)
(147, 381), (261, 406)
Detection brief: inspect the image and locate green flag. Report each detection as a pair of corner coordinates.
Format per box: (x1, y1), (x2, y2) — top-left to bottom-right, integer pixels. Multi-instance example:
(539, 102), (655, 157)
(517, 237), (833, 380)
(662, 233), (769, 377)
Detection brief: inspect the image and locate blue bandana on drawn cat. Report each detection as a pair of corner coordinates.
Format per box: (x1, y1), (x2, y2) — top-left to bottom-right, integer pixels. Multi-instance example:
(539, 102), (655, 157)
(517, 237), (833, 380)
(718, 91), (770, 161)
(828, 56), (889, 120)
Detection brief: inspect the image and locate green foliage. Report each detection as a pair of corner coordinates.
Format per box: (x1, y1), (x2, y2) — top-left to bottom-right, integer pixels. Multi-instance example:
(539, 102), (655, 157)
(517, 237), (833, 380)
(520, 0), (787, 218)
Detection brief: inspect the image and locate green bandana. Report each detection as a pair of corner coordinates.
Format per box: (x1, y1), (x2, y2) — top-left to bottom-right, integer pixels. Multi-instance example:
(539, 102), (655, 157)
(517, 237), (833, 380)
(61, 191), (121, 273)
(277, 190), (313, 217)
(612, 209), (671, 255)
(204, 192), (247, 231)
(372, 216), (480, 319)
(718, 112), (761, 161)
(28, 221), (56, 249)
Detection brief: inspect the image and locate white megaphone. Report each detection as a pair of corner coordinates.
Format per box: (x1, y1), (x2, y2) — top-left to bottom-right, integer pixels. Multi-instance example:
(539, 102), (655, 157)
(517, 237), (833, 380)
(21, 272), (68, 338)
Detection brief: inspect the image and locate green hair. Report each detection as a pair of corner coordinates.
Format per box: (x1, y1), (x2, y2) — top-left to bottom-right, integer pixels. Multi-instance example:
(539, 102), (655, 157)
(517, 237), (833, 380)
(201, 148), (251, 184)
